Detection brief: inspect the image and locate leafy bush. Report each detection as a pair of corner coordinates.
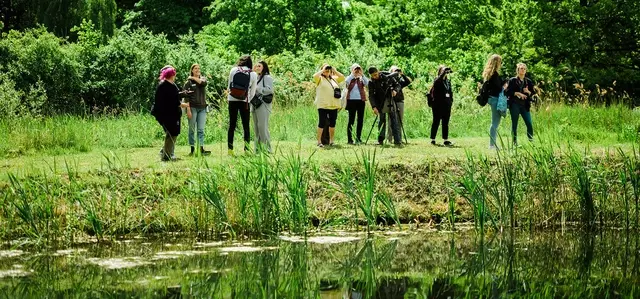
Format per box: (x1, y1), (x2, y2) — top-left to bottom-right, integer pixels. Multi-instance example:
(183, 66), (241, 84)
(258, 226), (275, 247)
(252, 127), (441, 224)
(0, 27), (83, 114)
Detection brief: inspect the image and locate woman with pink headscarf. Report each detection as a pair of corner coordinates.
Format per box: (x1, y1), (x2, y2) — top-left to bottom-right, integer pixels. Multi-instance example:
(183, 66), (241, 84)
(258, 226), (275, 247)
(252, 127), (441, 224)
(153, 67), (190, 161)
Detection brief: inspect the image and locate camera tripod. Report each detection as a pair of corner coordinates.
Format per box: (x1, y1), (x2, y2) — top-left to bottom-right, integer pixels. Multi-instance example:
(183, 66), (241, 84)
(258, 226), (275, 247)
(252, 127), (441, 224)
(365, 92), (408, 145)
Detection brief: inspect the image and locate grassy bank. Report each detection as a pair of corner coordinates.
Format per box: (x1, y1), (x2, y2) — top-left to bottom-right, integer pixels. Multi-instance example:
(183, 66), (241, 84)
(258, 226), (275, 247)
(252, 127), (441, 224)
(1, 94), (638, 158)
(1, 142), (639, 243)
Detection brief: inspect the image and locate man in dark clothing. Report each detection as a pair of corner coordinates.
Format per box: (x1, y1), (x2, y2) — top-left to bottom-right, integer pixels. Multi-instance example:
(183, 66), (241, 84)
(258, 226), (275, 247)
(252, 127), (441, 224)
(386, 66), (411, 143)
(368, 66), (402, 145)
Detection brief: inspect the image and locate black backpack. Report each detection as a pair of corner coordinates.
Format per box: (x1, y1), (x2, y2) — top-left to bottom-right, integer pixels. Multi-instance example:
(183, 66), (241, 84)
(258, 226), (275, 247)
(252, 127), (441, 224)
(476, 81), (490, 107)
(229, 68), (251, 99)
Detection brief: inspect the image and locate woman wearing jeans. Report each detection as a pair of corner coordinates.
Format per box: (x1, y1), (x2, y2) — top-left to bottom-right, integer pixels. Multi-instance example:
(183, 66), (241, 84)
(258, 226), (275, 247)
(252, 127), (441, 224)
(313, 64), (345, 147)
(183, 64), (211, 156)
(482, 54), (505, 149)
(227, 55), (257, 155)
(506, 63), (536, 145)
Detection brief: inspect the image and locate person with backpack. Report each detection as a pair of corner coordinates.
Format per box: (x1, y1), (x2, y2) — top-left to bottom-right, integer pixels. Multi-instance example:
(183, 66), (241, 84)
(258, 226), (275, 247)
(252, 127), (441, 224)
(153, 67), (190, 161)
(386, 66), (411, 144)
(183, 64), (211, 156)
(344, 63), (369, 145)
(251, 60), (274, 153)
(506, 63), (536, 145)
(481, 54), (505, 149)
(227, 55), (258, 155)
(429, 65), (454, 146)
(313, 63), (345, 147)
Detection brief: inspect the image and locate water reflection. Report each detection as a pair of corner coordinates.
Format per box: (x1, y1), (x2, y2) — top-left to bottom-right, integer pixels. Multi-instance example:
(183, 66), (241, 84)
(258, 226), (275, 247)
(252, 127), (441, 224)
(0, 230), (639, 298)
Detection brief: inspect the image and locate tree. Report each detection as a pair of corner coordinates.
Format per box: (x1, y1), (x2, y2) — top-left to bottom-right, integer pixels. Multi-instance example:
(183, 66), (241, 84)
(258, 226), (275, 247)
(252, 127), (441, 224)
(123, 0), (210, 40)
(208, 0), (347, 54)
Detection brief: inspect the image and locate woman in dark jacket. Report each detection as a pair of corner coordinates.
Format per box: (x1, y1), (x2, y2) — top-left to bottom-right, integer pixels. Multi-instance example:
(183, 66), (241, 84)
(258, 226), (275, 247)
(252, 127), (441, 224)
(506, 63), (536, 145)
(430, 65), (454, 146)
(183, 63), (211, 156)
(154, 67), (190, 161)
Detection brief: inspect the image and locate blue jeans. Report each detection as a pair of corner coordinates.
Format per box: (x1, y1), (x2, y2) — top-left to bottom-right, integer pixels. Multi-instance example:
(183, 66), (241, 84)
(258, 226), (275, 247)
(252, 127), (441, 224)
(188, 107), (207, 147)
(488, 96), (502, 147)
(509, 101), (533, 144)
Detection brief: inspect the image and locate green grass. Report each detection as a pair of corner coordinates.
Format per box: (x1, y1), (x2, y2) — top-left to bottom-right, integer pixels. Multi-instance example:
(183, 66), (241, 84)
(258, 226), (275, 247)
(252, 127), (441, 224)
(0, 100), (639, 241)
(1, 95), (638, 158)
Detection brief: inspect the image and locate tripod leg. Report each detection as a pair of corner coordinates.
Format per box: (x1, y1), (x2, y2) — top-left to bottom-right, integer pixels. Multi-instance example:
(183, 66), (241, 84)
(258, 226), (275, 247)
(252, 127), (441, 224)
(365, 115), (379, 145)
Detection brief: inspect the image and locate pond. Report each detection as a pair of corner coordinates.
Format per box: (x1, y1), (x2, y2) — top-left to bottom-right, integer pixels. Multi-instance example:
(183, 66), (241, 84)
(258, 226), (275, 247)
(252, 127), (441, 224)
(1, 229), (639, 298)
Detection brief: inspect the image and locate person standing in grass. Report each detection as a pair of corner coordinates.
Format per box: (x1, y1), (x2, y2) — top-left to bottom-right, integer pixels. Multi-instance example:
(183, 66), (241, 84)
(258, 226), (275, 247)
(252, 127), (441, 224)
(313, 64), (345, 147)
(386, 65), (411, 144)
(252, 60), (274, 153)
(183, 64), (211, 156)
(506, 63), (536, 145)
(429, 65), (454, 146)
(482, 54), (505, 149)
(368, 66), (402, 146)
(153, 67), (190, 161)
(344, 63), (368, 145)
(227, 55), (258, 155)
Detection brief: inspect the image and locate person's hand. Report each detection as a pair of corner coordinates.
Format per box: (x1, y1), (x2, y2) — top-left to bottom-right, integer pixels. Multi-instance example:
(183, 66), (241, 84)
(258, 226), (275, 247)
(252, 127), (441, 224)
(373, 108), (379, 115)
(392, 90), (397, 97)
(524, 87), (531, 95)
(180, 103), (189, 108)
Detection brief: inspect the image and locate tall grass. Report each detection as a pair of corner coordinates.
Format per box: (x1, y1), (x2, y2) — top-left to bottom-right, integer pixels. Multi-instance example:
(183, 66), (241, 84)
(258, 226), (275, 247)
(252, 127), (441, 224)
(568, 148), (596, 229)
(282, 150), (313, 234)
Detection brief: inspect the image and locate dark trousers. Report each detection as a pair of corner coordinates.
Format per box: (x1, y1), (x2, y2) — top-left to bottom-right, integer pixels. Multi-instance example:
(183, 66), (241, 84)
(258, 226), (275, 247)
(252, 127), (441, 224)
(509, 101), (533, 144)
(228, 101), (250, 150)
(430, 104), (452, 140)
(346, 100), (366, 143)
(378, 112), (401, 144)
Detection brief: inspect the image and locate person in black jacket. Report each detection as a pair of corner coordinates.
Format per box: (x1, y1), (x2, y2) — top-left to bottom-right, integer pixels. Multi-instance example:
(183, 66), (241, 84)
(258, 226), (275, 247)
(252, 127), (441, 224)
(429, 65), (454, 146)
(386, 66), (411, 143)
(368, 66), (402, 145)
(153, 67), (190, 161)
(481, 54), (505, 149)
(506, 63), (536, 145)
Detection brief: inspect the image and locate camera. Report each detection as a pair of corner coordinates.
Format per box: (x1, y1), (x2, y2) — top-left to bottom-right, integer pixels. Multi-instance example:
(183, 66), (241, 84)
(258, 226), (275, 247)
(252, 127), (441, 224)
(325, 65), (332, 70)
(394, 69), (402, 73)
(445, 67), (452, 74)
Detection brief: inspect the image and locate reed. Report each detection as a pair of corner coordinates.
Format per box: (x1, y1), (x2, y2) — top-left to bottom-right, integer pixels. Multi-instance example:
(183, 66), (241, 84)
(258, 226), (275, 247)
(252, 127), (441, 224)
(568, 148), (596, 229)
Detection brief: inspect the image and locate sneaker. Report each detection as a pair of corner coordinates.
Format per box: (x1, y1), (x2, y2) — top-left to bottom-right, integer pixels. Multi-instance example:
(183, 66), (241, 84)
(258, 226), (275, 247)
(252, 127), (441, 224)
(430, 140), (436, 145)
(317, 143), (324, 148)
(444, 140), (453, 147)
(489, 145), (498, 150)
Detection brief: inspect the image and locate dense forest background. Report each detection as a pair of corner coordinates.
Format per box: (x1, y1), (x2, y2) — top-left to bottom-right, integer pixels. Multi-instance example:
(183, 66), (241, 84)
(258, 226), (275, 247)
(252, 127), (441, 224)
(0, 0), (638, 115)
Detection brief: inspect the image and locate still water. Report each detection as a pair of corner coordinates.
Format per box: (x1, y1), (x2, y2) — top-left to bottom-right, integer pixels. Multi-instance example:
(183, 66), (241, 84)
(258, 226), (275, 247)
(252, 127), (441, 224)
(1, 229), (639, 298)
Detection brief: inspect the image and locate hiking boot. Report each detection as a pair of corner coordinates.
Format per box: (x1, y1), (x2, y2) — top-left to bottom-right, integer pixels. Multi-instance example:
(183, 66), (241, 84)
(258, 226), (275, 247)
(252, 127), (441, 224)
(200, 147), (211, 156)
(444, 140), (453, 147)
(188, 146), (195, 156)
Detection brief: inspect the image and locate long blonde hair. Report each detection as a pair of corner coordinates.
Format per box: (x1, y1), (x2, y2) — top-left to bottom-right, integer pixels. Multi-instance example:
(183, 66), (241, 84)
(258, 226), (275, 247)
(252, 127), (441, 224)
(482, 54), (502, 82)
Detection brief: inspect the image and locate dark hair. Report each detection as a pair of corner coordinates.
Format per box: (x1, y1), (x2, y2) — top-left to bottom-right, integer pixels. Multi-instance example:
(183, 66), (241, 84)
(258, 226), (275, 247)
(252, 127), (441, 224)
(368, 66), (378, 74)
(237, 55), (253, 69)
(258, 60), (270, 76)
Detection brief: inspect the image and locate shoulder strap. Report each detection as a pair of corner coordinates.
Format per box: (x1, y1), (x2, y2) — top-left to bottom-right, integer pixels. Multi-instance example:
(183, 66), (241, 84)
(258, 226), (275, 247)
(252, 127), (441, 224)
(324, 76), (337, 88)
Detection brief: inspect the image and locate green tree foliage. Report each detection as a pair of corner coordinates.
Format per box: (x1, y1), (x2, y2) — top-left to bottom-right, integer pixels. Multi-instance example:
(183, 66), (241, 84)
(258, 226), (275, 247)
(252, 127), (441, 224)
(208, 0), (348, 54)
(123, 0), (210, 40)
(0, 0), (116, 38)
(534, 0), (640, 97)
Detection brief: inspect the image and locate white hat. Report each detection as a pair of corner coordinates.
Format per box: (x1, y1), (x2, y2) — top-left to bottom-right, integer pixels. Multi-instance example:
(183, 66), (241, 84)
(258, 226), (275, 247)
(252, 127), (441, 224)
(389, 65), (399, 73)
(351, 63), (362, 71)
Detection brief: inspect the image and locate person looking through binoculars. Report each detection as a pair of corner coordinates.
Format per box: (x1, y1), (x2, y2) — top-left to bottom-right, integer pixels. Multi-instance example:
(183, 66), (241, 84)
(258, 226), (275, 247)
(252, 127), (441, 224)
(366, 66), (403, 146)
(386, 66), (411, 144)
